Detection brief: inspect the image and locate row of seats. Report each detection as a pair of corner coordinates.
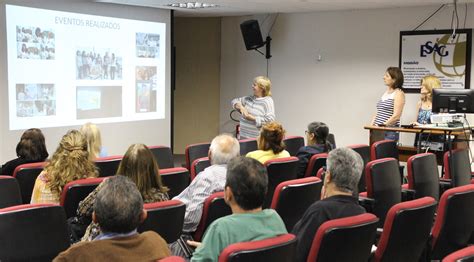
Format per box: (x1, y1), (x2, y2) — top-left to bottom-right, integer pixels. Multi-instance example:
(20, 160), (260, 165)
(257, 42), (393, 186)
(1, 182), (473, 261)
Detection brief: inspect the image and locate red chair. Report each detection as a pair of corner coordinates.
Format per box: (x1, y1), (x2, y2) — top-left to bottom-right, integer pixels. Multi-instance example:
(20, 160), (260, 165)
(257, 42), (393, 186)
(95, 155), (122, 177)
(371, 140), (399, 161)
(0, 176), (22, 208)
(60, 177), (106, 218)
(430, 184), (474, 260)
(13, 162), (46, 204)
(270, 177), (322, 231)
(283, 136), (305, 156)
(190, 157), (211, 181)
(193, 192), (232, 242)
(348, 144), (370, 193)
(263, 157), (299, 208)
(139, 200), (186, 243)
(218, 234), (297, 262)
(239, 138), (258, 156)
(159, 256), (186, 262)
(372, 197), (437, 262)
(304, 153), (328, 178)
(160, 167), (190, 198)
(402, 153), (440, 200)
(0, 204), (69, 261)
(442, 246), (474, 262)
(359, 158), (401, 227)
(149, 145), (175, 169)
(442, 149), (472, 189)
(185, 142), (211, 170)
(307, 213), (379, 262)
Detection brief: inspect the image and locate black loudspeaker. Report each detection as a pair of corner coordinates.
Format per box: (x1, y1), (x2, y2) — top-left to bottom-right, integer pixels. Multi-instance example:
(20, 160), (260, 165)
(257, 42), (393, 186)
(240, 20), (265, 50)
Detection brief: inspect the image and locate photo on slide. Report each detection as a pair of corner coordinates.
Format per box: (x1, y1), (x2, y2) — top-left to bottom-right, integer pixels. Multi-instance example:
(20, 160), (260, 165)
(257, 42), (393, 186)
(76, 86), (123, 119)
(16, 26), (55, 60)
(135, 66), (157, 113)
(136, 33), (160, 58)
(16, 83), (56, 117)
(76, 48), (123, 80)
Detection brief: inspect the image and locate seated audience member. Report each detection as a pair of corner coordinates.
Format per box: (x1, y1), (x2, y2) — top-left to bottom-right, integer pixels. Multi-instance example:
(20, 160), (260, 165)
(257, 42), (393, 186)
(296, 121), (332, 177)
(188, 156), (287, 261)
(80, 122), (107, 160)
(75, 144), (169, 242)
(31, 130), (97, 204)
(0, 128), (48, 176)
(292, 147), (365, 262)
(174, 134), (240, 233)
(54, 175), (171, 261)
(246, 121), (290, 163)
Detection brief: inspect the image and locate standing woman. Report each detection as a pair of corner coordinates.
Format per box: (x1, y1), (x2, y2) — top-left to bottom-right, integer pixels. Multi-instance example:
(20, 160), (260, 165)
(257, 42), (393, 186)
(232, 76), (275, 139)
(371, 67), (406, 141)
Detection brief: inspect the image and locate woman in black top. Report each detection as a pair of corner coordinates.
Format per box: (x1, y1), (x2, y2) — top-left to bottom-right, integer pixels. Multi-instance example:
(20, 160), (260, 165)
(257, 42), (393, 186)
(296, 122), (332, 177)
(0, 128), (49, 176)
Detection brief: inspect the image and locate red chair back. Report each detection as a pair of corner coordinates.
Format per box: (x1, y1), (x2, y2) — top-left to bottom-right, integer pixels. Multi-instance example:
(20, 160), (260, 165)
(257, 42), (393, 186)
(371, 140), (399, 161)
(60, 177), (105, 218)
(348, 144), (370, 193)
(0, 176), (22, 208)
(239, 138), (258, 156)
(193, 192), (232, 241)
(307, 213), (378, 262)
(374, 197), (437, 262)
(149, 145), (175, 169)
(443, 149), (471, 187)
(270, 177), (322, 231)
(264, 157), (299, 208)
(95, 155), (122, 177)
(442, 246), (474, 262)
(283, 136), (305, 156)
(190, 157), (211, 181)
(407, 153), (440, 200)
(139, 200), (185, 243)
(0, 204), (69, 260)
(160, 167), (190, 198)
(185, 142), (211, 170)
(218, 234), (297, 262)
(13, 162), (46, 204)
(304, 153), (328, 178)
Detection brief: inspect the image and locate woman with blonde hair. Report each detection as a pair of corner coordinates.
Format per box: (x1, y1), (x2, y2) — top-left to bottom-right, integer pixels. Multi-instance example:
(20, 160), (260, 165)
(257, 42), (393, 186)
(31, 130), (98, 204)
(412, 75), (442, 125)
(73, 143), (169, 242)
(232, 76), (275, 139)
(246, 121), (290, 164)
(80, 122), (107, 159)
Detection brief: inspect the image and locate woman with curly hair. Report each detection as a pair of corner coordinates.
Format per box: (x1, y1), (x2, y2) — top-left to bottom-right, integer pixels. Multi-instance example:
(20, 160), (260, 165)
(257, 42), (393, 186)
(246, 121), (290, 164)
(74, 143), (169, 242)
(0, 128), (49, 176)
(31, 130), (98, 204)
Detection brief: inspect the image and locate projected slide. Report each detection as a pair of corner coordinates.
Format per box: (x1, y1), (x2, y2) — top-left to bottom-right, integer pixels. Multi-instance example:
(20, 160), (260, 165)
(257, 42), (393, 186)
(6, 5), (166, 130)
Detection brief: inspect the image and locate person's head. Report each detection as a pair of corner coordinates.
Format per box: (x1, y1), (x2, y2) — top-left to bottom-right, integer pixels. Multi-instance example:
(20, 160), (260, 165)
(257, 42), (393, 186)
(252, 76), (272, 97)
(116, 144), (168, 200)
(420, 75), (441, 102)
(258, 122), (286, 154)
(224, 157), (268, 211)
(93, 175), (147, 234)
(80, 122), (102, 160)
(16, 128), (48, 161)
(208, 134), (240, 165)
(324, 147), (363, 195)
(306, 122), (331, 149)
(384, 67), (404, 89)
(46, 130), (98, 196)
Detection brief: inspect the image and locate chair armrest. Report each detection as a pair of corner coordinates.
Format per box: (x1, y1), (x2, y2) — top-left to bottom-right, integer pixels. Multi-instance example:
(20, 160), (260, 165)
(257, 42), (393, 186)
(401, 188), (416, 201)
(358, 196), (375, 213)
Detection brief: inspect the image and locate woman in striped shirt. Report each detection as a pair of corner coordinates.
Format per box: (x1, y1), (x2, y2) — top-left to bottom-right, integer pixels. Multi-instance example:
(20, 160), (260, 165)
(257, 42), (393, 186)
(232, 76), (275, 139)
(371, 67), (405, 141)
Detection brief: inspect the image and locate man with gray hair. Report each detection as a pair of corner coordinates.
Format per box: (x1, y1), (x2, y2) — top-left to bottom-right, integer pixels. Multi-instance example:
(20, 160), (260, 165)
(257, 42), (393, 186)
(54, 176), (171, 261)
(291, 147), (366, 262)
(174, 133), (240, 233)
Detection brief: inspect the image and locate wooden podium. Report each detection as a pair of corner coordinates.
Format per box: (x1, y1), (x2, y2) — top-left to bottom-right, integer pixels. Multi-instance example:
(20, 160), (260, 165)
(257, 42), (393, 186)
(364, 125), (471, 164)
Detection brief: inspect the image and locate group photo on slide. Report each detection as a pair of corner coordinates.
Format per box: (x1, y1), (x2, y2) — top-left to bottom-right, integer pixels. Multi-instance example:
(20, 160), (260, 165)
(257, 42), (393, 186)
(0, 0), (474, 261)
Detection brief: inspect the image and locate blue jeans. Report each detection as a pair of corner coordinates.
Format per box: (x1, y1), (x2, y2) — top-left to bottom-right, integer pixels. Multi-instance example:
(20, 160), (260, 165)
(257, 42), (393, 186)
(384, 131), (399, 141)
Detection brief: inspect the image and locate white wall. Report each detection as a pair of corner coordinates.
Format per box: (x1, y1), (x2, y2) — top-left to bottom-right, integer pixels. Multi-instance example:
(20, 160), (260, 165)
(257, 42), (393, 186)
(219, 4), (474, 147)
(0, 0), (171, 162)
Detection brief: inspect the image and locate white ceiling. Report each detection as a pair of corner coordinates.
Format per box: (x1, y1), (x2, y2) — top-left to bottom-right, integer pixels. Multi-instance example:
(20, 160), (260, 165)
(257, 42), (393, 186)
(95, 0), (474, 17)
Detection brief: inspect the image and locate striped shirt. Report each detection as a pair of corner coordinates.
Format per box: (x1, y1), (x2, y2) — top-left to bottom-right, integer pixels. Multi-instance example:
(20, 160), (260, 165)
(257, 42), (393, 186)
(173, 164), (227, 233)
(231, 96), (275, 139)
(374, 91), (400, 126)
